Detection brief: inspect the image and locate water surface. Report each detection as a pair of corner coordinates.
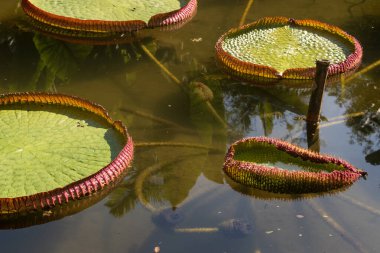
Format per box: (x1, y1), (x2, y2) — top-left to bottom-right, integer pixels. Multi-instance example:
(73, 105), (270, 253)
(0, 0), (380, 252)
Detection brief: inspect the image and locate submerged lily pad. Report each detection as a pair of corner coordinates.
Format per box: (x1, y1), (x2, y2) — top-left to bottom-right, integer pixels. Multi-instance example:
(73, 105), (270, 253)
(223, 137), (366, 194)
(0, 93), (134, 213)
(215, 17), (362, 80)
(21, 0), (197, 32)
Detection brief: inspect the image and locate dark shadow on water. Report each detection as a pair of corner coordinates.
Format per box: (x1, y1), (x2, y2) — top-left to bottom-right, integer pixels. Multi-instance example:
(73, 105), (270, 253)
(365, 149), (380, 165)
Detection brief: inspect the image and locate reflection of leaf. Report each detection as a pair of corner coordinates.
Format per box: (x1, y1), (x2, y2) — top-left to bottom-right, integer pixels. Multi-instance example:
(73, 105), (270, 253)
(33, 34), (92, 81)
(186, 78), (226, 184)
(28, 60), (45, 90)
(259, 86), (309, 116)
(105, 184), (137, 218)
(105, 169), (138, 217)
(159, 160), (201, 207)
(136, 158), (201, 209)
(340, 76), (380, 153)
(224, 83), (309, 138)
(365, 149), (380, 165)
(259, 99), (273, 136)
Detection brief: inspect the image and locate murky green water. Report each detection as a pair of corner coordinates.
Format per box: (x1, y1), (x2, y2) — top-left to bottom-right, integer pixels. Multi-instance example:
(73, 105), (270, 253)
(1, 0), (380, 252)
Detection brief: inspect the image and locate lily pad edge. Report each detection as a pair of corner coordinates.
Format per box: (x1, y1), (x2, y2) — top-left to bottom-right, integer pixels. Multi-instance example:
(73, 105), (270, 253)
(215, 16), (363, 81)
(21, 0), (198, 32)
(0, 92), (134, 214)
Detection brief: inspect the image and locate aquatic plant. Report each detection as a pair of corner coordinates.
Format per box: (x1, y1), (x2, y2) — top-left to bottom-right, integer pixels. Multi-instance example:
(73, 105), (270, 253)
(215, 17), (362, 81)
(21, 0), (197, 32)
(0, 93), (134, 213)
(223, 137), (366, 194)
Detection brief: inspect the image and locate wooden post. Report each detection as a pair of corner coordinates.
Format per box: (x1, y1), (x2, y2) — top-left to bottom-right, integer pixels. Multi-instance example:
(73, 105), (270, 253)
(306, 60), (330, 151)
(307, 60), (330, 122)
(307, 120), (320, 152)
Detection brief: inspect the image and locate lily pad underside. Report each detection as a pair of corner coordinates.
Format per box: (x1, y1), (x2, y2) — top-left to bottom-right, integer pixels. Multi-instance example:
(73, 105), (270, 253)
(0, 93), (134, 213)
(22, 0), (197, 32)
(223, 137), (366, 194)
(216, 17), (362, 80)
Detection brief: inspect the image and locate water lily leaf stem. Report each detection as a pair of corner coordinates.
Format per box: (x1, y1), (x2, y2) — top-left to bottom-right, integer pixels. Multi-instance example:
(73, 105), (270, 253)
(140, 43), (227, 127)
(239, 0), (254, 27)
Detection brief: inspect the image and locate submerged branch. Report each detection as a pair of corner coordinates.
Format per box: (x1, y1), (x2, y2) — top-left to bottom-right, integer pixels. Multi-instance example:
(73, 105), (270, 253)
(205, 101), (228, 128)
(140, 42), (227, 128)
(134, 142), (223, 152)
(342, 59), (380, 83)
(140, 44), (181, 85)
(175, 227), (219, 233)
(239, 0), (255, 27)
(119, 107), (192, 132)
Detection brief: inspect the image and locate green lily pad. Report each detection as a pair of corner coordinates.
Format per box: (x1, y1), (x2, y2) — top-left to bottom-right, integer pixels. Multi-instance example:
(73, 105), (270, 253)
(0, 93), (134, 213)
(216, 17), (362, 80)
(22, 0), (197, 32)
(31, 0), (181, 23)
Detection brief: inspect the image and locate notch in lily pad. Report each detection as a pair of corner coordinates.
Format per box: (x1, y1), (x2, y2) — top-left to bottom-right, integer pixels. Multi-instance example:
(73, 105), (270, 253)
(0, 93), (134, 214)
(215, 17), (362, 81)
(223, 137), (367, 194)
(21, 0), (197, 33)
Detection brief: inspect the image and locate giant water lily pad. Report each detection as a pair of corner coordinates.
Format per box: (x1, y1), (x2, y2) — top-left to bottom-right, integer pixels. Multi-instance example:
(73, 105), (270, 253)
(0, 93), (134, 213)
(223, 137), (366, 194)
(21, 0), (197, 32)
(215, 17), (362, 80)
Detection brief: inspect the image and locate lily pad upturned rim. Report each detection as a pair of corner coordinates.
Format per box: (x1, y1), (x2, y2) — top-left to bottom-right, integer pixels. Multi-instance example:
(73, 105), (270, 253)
(215, 16), (363, 81)
(21, 0), (197, 32)
(0, 92), (134, 213)
(223, 137), (366, 194)
(0, 173), (122, 229)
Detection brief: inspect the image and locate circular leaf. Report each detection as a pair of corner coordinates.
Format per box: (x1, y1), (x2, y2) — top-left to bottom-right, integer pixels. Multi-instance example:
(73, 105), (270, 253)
(21, 0), (197, 32)
(0, 93), (134, 213)
(215, 17), (362, 81)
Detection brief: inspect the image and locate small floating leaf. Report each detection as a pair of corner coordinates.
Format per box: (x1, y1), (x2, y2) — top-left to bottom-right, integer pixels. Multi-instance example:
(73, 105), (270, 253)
(223, 137), (366, 194)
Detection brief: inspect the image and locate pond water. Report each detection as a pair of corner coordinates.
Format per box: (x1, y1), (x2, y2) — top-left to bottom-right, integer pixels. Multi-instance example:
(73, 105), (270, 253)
(1, 0), (380, 252)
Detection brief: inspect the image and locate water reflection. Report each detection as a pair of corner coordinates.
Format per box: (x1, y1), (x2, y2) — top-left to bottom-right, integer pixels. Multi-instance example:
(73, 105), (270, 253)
(222, 82), (310, 141)
(336, 70), (380, 158)
(0, 171), (127, 229)
(1, 0), (380, 252)
(225, 176), (350, 201)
